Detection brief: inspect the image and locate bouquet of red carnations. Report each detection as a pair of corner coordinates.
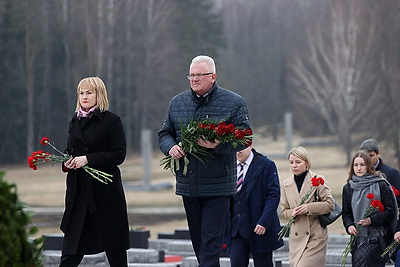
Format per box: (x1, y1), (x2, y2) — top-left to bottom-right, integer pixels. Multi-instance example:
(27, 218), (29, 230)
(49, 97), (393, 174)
(160, 119), (253, 175)
(341, 193), (384, 266)
(28, 137), (113, 184)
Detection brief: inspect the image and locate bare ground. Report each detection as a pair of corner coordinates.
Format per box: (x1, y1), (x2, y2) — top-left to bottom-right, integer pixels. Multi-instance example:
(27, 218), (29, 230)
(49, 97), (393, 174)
(1, 134), (349, 239)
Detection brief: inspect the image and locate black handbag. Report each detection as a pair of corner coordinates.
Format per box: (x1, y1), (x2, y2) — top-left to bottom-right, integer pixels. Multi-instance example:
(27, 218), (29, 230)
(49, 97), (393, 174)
(319, 199), (342, 227)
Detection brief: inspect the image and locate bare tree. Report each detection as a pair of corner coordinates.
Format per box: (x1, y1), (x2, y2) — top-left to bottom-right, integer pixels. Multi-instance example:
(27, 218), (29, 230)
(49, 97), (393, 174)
(132, 0), (176, 129)
(375, 0), (400, 165)
(289, 0), (383, 163)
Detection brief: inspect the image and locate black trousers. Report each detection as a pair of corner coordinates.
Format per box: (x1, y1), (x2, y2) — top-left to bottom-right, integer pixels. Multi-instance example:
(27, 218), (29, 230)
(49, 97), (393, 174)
(59, 250), (127, 267)
(229, 233), (273, 267)
(183, 196), (230, 267)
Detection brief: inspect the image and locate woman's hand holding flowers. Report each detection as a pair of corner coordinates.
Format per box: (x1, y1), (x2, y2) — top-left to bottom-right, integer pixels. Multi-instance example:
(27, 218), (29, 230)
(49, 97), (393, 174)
(358, 217), (371, 226)
(64, 155), (88, 169)
(64, 157), (73, 168)
(28, 137), (113, 184)
(292, 204), (309, 216)
(347, 225), (358, 236)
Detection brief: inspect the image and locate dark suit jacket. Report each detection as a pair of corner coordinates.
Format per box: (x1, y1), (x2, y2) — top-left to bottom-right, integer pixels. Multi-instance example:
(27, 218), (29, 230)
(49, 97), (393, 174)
(229, 149), (284, 253)
(377, 159), (400, 206)
(60, 109), (129, 255)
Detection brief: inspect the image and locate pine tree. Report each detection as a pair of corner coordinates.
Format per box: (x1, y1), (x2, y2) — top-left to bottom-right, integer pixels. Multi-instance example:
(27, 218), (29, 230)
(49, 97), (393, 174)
(0, 171), (43, 266)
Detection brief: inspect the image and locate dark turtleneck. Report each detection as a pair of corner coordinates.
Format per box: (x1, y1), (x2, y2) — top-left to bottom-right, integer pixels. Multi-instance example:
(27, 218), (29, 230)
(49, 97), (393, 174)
(294, 170), (308, 192)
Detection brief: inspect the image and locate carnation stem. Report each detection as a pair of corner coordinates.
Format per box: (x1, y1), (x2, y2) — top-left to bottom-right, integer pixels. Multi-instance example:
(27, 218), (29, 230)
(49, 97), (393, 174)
(47, 142), (68, 157)
(83, 166), (113, 184)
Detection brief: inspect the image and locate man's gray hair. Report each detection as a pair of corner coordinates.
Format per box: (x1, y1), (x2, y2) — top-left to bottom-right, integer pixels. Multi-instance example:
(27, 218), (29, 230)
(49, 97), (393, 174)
(360, 138), (380, 153)
(191, 55), (216, 73)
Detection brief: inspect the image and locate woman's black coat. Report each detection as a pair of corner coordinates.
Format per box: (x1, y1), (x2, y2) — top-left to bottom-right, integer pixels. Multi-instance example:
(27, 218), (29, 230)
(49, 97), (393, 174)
(60, 109), (130, 255)
(342, 180), (397, 235)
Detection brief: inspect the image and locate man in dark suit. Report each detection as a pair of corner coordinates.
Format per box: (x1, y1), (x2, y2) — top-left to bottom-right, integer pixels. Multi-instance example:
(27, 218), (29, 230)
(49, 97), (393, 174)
(360, 138), (400, 206)
(229, 145), (283, 267)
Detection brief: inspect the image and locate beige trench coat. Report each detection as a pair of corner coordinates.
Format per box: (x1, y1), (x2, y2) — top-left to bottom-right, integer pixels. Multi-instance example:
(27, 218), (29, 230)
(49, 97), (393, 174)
(280, 171), (334, 267)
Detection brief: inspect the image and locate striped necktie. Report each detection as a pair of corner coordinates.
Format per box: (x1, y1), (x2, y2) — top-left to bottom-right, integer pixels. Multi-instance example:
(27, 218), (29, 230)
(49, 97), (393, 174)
(237, 163), (245, 191)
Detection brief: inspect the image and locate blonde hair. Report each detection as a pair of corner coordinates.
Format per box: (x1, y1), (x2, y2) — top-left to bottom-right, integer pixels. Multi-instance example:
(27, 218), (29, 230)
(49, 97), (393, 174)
(75, 77), (109, 112)
(287, 146), (311, 170)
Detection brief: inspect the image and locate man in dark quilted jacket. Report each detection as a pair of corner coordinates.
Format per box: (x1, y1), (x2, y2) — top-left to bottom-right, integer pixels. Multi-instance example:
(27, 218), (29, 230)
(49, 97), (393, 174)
(158, 55), (251, 266)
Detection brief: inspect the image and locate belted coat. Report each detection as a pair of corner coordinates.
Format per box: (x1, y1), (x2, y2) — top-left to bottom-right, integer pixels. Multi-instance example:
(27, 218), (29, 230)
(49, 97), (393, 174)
(60, 109), (130, 255)
(280, 171), (334, 267)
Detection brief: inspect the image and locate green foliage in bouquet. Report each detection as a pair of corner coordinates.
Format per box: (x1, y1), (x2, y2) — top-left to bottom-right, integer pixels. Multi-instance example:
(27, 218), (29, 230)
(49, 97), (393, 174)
(0, 171), (44, 267)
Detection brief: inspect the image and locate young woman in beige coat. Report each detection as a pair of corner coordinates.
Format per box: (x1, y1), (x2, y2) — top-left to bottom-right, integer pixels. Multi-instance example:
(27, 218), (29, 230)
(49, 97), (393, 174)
(280, 147), (334, 267)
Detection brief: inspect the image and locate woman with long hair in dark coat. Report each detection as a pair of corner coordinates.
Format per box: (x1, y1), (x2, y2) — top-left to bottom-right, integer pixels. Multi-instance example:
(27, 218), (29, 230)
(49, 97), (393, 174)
(342, 151), (397, 267)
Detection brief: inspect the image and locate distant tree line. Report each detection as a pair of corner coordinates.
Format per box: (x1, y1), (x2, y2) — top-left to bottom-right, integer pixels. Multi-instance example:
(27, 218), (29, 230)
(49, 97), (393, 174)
(0, 0), (223, 163)
(1, 0), (400, 166)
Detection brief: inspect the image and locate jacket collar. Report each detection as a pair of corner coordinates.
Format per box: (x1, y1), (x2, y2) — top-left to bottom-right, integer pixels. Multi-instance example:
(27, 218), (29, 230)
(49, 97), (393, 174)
(236, 149), (262, 198)
(190, 82), (218, 103)
(69, 109), (105, 145)
(72, 108), (104, 122)
(283, 171), (316, 206)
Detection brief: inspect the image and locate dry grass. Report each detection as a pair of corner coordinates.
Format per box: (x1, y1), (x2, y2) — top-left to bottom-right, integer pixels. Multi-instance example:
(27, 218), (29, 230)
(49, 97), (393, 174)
(1, 134), (349, 239)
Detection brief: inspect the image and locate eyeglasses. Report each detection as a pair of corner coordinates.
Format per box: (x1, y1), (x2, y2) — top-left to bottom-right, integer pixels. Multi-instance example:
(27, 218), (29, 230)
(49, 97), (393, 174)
(186, 73), (213, 80)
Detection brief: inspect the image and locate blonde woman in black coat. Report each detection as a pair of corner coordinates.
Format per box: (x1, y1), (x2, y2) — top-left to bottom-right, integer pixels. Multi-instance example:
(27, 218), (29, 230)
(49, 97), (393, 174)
(60, 77), (129, 267)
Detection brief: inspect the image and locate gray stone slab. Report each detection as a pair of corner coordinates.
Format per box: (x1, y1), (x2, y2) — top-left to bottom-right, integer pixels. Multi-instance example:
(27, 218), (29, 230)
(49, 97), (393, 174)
(127, 248), (159, 263)
(327, 249), (351, 266)
(328, 233), (351, 245)
(149, 239), (175, 250)
(167, 240), (194, 253)
(43, 250), (107, 266)
(43, 250), (61, 264)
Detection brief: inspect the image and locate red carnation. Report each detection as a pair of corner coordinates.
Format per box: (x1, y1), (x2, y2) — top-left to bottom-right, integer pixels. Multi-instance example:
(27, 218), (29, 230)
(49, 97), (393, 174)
(378, 203), (384, 212)
(370, 199), (384, 212)
(244, 128), (253, 146)
(207, 123), (215, 130)
(40, 137), (49, 145)
(226, 123), (235, 133)
(367, 193), (375, 199)
(216, 122), (228, 136)
(221, 243), (227, 250)
(27, 156), (37, 170)
(244, 128), (253, 135)
(392, 186), (400, 197)
(234, 129), (246, 139)
(311, 177), (325, 187)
